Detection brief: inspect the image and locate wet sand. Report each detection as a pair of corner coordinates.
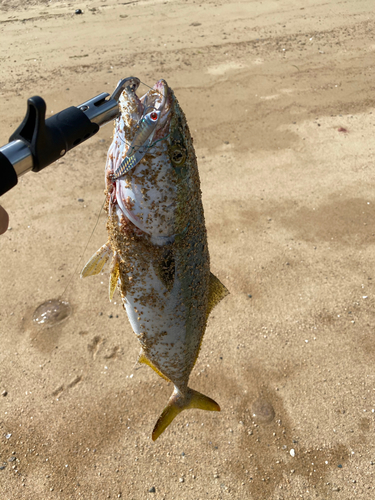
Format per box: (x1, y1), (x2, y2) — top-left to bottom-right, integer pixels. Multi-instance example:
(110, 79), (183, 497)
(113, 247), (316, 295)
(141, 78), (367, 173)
(1, 0), (375, 498)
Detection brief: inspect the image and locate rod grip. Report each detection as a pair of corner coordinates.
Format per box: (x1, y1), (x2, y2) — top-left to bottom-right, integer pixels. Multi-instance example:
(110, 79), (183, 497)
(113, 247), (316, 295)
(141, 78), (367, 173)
(0, 151), (17, 196)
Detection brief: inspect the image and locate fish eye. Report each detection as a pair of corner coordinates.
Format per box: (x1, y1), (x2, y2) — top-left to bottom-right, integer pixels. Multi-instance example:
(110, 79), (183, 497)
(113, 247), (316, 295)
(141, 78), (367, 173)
(170, 145), (186, 166)
(150, 111), (158, 121)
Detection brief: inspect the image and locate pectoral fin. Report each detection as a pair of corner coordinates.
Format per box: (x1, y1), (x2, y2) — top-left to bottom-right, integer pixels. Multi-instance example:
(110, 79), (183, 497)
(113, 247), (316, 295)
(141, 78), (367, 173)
(109, 254), (120, 301)
(155, 247), (175, 292)
(81, 242), (112, 278)
(206, 272), (229, 320)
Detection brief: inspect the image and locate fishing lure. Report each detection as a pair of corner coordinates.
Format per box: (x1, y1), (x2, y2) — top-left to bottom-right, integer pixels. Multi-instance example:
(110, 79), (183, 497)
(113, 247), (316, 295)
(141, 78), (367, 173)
(113, 109), (161, 179)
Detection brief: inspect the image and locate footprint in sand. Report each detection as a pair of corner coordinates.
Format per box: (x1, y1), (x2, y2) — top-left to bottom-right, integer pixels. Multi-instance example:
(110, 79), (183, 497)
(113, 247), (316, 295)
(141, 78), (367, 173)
(87, 335), (103, 360)
(51, 375), (82, 398)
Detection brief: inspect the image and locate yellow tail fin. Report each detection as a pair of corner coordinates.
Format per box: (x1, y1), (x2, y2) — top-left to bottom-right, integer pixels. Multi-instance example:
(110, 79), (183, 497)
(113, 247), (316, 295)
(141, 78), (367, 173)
(152, 388), (220, 441)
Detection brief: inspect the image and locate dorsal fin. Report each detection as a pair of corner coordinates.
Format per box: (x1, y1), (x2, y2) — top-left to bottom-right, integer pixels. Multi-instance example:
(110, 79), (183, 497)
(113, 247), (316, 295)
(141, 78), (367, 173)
(190, 272), (230, 371)
(81, 242), (112, 278)
(206, 272), (229, 320)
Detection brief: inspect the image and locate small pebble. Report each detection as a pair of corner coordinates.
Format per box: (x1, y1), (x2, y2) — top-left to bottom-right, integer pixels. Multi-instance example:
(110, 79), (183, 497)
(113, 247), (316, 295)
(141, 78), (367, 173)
(149, 486), (156, 493)
(290, 449), (295, 457)
(77, 198), (84, 202)
(75, 9), (83, 14)
(2, 391), (7, 397)
(179, 477), (184, 483)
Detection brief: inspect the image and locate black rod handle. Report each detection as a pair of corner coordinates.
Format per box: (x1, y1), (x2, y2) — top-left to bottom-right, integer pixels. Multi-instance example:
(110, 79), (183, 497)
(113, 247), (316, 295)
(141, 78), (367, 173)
(0, 151), (18, 197)
(9, 96), (99, 172)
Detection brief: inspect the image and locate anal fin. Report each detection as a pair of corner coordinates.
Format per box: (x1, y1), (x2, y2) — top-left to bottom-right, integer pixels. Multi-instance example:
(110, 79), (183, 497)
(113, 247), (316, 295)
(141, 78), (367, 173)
(138, 350), (170, 382)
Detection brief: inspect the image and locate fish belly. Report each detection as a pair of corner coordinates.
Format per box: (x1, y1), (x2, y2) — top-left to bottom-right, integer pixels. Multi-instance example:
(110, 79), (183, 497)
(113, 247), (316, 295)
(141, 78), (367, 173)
(117, 237), (192, 387)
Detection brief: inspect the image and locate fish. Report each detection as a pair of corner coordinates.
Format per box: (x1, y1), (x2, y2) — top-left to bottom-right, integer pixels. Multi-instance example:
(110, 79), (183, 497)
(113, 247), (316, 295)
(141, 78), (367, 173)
(81, 79), (229, 440)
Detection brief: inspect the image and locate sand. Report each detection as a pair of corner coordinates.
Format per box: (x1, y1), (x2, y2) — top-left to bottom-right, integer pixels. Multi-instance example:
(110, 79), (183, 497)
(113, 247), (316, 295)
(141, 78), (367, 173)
(1, 0), (375, 498)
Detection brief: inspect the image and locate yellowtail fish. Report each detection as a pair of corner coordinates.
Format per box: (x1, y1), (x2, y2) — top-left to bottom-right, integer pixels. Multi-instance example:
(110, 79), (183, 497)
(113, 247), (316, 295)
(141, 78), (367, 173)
(81, 79), (229, 440)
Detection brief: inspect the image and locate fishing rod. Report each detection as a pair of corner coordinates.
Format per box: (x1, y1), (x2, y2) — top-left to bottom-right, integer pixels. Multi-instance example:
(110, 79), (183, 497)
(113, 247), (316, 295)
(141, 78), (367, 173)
(0, 77), (140, 197)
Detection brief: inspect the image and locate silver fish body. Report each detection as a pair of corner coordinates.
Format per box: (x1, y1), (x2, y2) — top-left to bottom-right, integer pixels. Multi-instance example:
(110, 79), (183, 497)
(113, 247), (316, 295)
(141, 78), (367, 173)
(82, 79), (228, 440)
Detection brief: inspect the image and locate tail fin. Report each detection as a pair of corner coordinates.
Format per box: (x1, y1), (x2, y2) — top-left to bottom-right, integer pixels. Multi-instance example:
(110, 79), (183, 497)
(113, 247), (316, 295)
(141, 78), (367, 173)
(152, 387), (220, 441)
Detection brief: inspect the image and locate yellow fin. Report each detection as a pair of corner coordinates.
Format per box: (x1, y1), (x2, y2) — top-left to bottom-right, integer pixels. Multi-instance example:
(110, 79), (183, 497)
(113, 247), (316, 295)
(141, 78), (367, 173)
(206, 272), (229, 320)
(190, 273), (229, 372)
(138, 351), (170, 382)
(109, 255), (120, 301)
(152, 387), (220, 441)
(81, 242), (112, 278)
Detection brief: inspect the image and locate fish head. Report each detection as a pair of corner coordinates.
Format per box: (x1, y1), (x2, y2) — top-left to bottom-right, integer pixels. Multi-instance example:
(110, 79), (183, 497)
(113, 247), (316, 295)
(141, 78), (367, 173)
(106, 79), (172, 176)
(106, 79), (194, 242)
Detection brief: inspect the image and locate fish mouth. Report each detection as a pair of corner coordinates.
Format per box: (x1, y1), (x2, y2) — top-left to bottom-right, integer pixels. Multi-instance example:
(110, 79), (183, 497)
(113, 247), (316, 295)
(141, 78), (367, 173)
(138, 80), (172, 139)
(119, 79), (172, 147)
(140, 80), (167, 111)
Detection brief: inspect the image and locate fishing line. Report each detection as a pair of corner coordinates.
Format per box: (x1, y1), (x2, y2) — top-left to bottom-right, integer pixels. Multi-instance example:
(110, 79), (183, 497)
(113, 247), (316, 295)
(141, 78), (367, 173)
(58, 196), (106, 300)
(139, 79), (166, 98)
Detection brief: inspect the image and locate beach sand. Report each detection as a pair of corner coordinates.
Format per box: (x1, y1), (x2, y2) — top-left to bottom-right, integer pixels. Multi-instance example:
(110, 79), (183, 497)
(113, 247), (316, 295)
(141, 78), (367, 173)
(1, 0), (375, 498)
